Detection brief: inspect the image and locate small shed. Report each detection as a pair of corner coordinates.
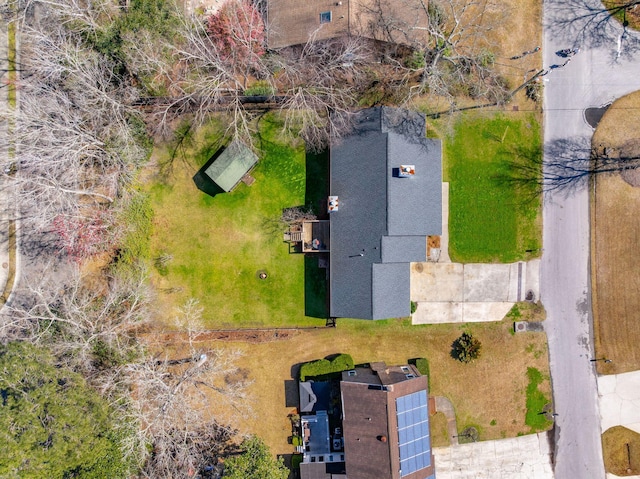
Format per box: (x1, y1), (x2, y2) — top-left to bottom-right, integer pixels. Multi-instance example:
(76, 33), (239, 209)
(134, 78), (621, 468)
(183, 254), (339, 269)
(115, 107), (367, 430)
(204, 140), (258, 192)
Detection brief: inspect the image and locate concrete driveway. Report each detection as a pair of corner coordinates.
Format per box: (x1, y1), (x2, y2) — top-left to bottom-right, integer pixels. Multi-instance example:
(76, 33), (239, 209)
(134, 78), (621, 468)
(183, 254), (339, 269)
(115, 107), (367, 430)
(411, 183), (540, 324)
(433, 433), (554, 479)
(410, 261), (541, 324)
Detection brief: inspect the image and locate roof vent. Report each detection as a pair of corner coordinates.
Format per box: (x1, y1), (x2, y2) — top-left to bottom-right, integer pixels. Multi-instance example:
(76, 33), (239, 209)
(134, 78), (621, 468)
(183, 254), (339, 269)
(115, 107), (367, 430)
(328, 195), (339, 212)
(399, 165), (415, 178)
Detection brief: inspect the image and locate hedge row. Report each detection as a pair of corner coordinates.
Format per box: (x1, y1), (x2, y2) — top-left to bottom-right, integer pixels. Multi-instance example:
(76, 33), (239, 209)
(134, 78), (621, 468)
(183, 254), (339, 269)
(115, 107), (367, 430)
(299, 354), (354, 381)
(410, 357), (430, 389)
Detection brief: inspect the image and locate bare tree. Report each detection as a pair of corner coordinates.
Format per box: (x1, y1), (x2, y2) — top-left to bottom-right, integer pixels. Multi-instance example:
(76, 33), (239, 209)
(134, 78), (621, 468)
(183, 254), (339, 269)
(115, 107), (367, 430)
(1, 9), (146, 246)
(350, 0), (430, 46)
(3, 270), (251, 477)
(3, 269), (150, 376)
(125, 299), (251, 478)
(139, 12), (264, 143)
(271, 35), (372, 150)
(412, 0), (511, 106)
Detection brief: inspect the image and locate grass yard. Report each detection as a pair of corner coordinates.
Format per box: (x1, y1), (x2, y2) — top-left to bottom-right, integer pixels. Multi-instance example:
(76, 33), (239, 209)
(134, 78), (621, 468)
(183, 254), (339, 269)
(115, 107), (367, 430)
(602, 426), (640, 476)
(602, 0), (640, 30)
(146, 114), (327, 328)
(505, 302), (547, 323)
(591, 91), (640, 374)
(179, 318), (551, 455)
(439, 112), (542, 263)
(524, 367), (553, 432)
(430, 412), (450, 447)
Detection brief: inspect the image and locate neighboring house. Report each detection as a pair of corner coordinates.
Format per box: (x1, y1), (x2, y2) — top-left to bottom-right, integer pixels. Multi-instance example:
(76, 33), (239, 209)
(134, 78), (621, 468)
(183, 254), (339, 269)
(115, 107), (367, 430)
(329, 107), (442, 320)
(266, 0), (429, 49)
(194, 139), (258, 195)
(299, 362), (435, 479)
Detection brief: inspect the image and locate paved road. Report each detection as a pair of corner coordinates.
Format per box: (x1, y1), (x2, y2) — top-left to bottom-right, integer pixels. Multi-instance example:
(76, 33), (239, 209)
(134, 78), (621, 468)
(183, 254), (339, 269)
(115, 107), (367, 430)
(542, 1), (640, 478)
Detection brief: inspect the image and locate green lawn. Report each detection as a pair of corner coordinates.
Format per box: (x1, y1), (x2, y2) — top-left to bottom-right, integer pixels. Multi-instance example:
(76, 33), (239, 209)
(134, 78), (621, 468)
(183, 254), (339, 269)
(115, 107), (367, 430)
(524, 367), (553, 432)
(443, 112), (542, 263)
(148, 114), (327, 328)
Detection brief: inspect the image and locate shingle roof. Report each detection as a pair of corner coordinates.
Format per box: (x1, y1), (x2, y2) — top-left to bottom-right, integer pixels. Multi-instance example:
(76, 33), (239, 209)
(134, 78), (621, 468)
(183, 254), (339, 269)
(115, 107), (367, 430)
(329, 107), (442, 320)
(300, 462), (332, 479)
(299, 381), (318, 413)
(204, 140), (258, 192)
(340, 363), (435, 479)
(266, 0), (429, 49)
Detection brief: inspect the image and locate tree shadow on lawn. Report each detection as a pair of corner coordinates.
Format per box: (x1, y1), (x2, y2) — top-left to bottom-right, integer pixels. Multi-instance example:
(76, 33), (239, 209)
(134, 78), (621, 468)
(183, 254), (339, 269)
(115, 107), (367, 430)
(303, 148), (330, 318)
(290, 362), (304, 381)
(305, 149), (329, 215)
(192, 146), (227, 198)
(305, 255), (327, 318)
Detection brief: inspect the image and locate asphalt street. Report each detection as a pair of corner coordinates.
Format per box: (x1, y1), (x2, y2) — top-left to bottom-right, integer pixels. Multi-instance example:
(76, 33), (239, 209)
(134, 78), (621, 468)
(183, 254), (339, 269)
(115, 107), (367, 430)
(542, 1), (640, 478)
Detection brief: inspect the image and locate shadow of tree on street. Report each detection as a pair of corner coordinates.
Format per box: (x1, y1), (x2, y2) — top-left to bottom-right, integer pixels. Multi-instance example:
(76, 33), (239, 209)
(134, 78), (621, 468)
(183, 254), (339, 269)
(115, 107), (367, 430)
(545, 0), (640, 61)
(495, 135), (640, 198)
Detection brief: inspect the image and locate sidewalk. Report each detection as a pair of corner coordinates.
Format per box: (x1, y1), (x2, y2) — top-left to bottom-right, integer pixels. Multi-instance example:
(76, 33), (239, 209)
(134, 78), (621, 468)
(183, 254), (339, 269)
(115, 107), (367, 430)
(599, 370), (640, 435)
(0, 20), (10, 304)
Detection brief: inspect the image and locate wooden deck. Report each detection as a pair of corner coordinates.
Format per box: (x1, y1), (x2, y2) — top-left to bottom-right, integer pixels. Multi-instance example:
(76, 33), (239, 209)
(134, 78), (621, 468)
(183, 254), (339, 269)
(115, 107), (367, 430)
(302, 220), (330, 253)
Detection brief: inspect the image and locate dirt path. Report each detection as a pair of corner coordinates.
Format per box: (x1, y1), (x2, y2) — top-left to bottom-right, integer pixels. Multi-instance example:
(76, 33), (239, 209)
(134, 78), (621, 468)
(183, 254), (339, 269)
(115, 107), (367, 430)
(139, 327), (326, 344)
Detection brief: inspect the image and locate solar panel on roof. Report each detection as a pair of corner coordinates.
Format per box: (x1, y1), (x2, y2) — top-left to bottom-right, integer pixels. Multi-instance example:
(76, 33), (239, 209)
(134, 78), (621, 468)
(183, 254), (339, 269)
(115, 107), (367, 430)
(395, 390), (431, 477)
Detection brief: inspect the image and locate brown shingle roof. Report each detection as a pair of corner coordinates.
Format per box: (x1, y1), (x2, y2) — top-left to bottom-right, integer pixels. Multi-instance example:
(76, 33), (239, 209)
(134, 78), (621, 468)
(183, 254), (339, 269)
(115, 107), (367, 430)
(340, 364), (435, 479)
(266, 0), (429, 48)
(300, 462), (332, 479)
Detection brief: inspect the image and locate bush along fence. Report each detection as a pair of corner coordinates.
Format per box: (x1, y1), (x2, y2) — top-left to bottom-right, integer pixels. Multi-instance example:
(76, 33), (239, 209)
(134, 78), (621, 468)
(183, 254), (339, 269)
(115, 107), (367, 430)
(299, 354), (354, 381)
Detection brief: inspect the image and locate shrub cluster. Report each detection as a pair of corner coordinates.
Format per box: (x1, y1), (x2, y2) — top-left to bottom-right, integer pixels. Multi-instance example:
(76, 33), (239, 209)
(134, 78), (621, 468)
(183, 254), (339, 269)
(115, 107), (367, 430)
(413, 358), (430, 376)
(451, 332), (482, 363)
(299, 354), (354, 381)
(409, 357), (430, 388)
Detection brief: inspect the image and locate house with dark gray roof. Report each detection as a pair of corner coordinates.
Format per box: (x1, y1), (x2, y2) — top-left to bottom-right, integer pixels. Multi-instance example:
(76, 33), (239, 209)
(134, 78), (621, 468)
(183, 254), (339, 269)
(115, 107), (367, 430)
(329, 107), (442, 320)
(299, 362), (435, 479)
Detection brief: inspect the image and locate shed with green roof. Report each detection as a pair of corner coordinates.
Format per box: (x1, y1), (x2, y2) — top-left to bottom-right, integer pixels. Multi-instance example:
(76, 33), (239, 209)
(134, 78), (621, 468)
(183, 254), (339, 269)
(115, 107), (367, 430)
(204, 140), (258, 192)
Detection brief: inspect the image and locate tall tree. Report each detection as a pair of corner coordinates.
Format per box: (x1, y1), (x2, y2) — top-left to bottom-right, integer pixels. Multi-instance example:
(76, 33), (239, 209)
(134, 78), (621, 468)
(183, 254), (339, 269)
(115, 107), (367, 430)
(0, 341), (133, 478)
(207, 0), (266, 85)
(223, 436), (289, 479)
